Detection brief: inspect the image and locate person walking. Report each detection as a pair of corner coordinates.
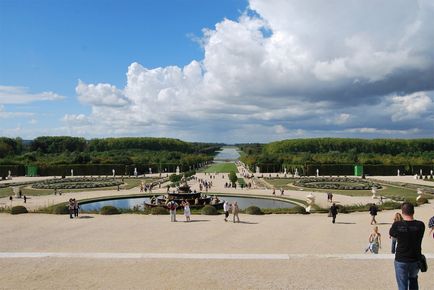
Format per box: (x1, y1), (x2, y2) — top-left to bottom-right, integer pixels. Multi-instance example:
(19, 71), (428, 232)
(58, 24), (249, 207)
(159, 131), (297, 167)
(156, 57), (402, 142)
(23, 195), (27, 203)
(429, 216), (434, 239)
(223, 201), (230, 222)
(329, 203), (338, 224)
(232, 201), (240, 223)
(391, 213), (403, 254)
(68, 199), (74, 219)
(389, 202), (425, 290)
(369, 203), (378, 225)
(182, 200), (191, 222)
(167, 199), (178, 222)
(365, 226), (382, 254)
(73, 199), (79, 218)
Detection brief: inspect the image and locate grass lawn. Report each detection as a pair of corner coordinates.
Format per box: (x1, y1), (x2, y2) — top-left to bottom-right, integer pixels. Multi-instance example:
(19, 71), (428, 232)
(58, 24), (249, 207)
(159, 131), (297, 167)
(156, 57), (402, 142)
(265, 178), (420, 200)
(201, 162), (238, 173)
(0, 178), (156, 198)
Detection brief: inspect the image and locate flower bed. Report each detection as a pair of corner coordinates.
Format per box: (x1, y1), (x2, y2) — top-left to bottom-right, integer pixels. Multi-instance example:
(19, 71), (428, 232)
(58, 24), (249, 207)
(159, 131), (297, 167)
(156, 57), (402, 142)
(293, 177), (381, 190)
(31, 177), (122, 189)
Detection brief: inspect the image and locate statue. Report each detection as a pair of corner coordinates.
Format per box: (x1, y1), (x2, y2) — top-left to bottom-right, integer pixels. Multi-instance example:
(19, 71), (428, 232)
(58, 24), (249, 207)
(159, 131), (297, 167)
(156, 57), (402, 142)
(112, 169), (115, 177)
(7, 170), (12, 180)
(134, 168), (138, 177)
(397, 169), (400, 176)
(71, 169), (74, 177)
(316, 169), (319, 177)
(176, 166), (180, 175)
(256, 166), (260, 174)
(416, 188), (423, 201)
(371, 186), (377, 199)
(149, 168), (152, 174)
(284, 167), (287, 175)
(294, 168), (299, 177)
(305, 193), (315, 213)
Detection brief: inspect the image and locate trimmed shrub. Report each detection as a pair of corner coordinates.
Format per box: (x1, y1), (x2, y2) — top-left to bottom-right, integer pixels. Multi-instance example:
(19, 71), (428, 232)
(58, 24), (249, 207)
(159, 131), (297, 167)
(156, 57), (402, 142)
(52, 205), (70, 215)
(11, 205), (28, 215)
(416, 197), (428, 205)
(380, 201), (402, 210)
(290, 206), (307, 214)
(293, 177), (381, 190)
(151, 206), (169, 215)
(245, 206), (263, 215)
(100, 205), (120, 215)
(32, 177), (122, 190)
(201, 205), (218, 215)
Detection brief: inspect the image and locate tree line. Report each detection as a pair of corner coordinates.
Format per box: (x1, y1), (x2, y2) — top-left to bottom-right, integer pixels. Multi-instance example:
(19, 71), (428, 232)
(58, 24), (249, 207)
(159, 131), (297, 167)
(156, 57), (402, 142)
(0, 136), (221, 168)
(239, 138), (434, 174)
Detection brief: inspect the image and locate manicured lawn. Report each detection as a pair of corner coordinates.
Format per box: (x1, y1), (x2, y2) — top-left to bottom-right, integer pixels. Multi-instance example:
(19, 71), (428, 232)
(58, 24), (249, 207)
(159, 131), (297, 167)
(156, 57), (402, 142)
(201, 162), (238, 173)
(266, 178), (421, 200)
(0, 178), (156, 198)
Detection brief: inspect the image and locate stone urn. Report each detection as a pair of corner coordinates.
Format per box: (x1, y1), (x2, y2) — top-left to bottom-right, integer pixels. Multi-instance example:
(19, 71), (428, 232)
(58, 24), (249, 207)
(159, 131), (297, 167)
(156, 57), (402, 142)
(305, 193), (315, 213)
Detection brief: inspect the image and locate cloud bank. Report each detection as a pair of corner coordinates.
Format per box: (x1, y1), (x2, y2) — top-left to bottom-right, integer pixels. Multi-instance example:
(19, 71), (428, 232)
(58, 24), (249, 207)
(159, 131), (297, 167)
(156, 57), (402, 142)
(67, 0), (434, 142)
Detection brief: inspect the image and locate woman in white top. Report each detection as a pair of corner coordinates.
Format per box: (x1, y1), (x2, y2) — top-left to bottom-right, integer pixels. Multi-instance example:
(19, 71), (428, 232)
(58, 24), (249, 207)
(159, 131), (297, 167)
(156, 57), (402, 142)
(182, 200), (191, 222)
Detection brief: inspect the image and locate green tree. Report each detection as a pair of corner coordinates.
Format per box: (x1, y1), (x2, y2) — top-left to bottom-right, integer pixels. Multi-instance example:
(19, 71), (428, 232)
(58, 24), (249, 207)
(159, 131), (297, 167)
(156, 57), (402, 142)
(228, 171), (238, 186)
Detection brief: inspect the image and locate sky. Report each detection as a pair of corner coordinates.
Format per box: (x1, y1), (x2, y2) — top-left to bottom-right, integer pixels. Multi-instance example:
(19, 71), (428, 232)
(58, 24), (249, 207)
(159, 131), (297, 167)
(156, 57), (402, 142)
(0, 0), (433, 143)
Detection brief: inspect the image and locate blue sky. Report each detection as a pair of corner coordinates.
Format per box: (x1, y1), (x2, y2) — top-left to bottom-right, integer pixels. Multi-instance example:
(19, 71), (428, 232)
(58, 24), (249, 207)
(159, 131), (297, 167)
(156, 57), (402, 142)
(0, 0), (433, 142)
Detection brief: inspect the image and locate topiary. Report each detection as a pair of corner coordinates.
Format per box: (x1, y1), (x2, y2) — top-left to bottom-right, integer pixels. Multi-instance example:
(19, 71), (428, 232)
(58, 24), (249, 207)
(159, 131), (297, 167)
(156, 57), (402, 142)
(245, 206), (263, 215)
(52, 205), (70, 215)
(151, 206), (169, 215)
(11, 205), (28, 215)
(100, 205), (120, 215)
(416, 197), (428, 205)
(290, 206), (307, 214)
(201, 205), (218, 215)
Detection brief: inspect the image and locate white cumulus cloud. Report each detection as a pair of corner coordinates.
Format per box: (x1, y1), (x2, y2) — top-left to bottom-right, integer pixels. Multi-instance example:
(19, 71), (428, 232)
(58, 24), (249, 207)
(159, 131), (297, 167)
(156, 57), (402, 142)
(66, 0), (434, 142)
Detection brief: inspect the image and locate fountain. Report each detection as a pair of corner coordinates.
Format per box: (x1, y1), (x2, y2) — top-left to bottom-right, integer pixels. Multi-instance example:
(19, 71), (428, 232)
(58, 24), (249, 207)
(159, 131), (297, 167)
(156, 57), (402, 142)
(144, 178), (224, 209)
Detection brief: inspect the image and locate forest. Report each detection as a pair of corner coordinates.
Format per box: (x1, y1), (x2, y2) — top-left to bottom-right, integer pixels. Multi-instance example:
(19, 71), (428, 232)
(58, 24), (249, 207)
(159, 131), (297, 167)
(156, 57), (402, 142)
(0, 136), (221, 176)
(238, 138), (434, 175)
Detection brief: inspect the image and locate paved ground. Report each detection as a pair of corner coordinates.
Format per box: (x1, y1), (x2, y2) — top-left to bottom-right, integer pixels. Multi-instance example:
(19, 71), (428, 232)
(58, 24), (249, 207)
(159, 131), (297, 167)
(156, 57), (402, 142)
(1, 168), (433, 289)
(0, 205), (433, 289)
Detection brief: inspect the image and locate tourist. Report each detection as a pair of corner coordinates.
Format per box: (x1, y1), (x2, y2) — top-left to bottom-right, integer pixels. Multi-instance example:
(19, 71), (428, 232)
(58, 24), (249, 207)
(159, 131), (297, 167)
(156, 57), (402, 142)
(280, 188), (284, 195)
(223, 201), (230, 222)
(389, 202), (425, 290)
(23, 195), (27, 203)
(232, 201), (240, 223)
(73, 199), (79, 217)
(429, 216), (434, 239)
(329, 203), (338, 224)
(167, 199), (178, 222)
(272, 188), (275, 195)
(369, 203), (378, 225)
(68, 198), (74, 219)
(365, 226), (382, 254)
(391, 213), (403, 254)
(182, 200), (191, 222)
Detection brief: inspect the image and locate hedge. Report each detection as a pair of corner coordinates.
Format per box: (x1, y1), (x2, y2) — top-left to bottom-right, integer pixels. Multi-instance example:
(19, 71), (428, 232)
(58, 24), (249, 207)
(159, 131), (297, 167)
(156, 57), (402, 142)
(201, 205), (218, 215)
(100, 206), (120, 215)
(11, 205), (28, 215)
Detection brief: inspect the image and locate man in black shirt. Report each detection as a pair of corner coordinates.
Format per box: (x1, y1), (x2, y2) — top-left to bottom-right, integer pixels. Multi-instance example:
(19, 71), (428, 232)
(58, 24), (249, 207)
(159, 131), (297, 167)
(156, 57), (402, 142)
(369, 203), (378, 225)
(389, 202), (425, 290)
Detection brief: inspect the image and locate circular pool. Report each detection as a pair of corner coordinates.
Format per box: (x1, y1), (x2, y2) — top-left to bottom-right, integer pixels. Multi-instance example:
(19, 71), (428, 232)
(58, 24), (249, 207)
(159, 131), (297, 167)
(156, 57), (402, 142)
(80, 195), (296, 211)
